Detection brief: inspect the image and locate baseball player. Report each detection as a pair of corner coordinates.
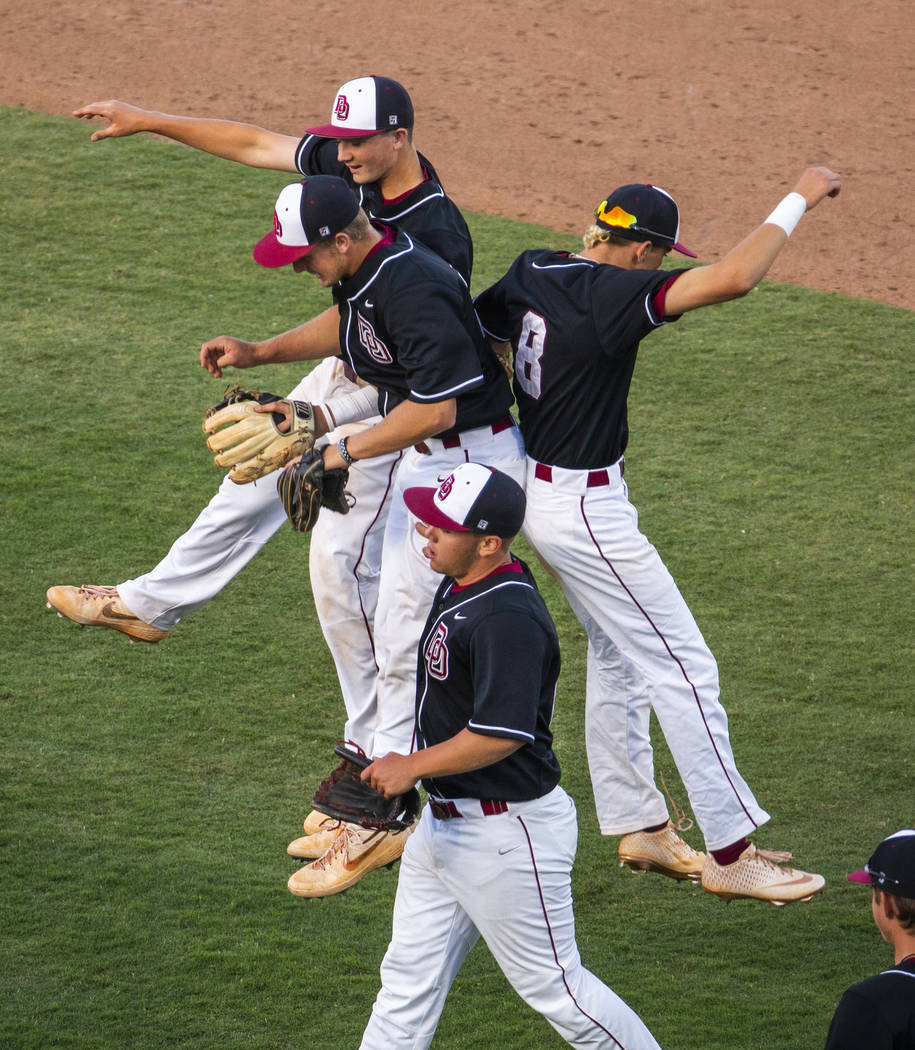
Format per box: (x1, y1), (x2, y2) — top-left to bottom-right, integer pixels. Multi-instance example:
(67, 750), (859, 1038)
(474, 166), (841, 904)
(48, 78), (472, 851)
(207, 175), (525, 896)
(354, 463), (663, 1050)
(825, 829), (915, 1049)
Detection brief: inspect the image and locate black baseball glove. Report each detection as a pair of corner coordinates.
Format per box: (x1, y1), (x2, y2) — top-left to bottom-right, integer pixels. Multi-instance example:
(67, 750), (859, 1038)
(311, 744), (421, 832)
(276, 448), (350, 532)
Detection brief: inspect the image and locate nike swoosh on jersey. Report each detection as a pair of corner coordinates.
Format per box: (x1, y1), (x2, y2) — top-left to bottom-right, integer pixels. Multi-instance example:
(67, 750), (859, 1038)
(498, 845), (522, 855)
(454, 613), (467, 620)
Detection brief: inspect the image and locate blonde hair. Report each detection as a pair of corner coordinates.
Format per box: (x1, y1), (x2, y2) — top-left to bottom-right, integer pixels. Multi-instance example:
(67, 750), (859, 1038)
(582, 224), (633, 251)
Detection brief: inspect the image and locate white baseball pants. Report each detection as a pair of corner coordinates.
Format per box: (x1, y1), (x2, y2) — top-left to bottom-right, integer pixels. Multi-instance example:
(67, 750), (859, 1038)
(369, 424), (526, 757)
(359, 786), (662, 1050)
(117, 360), (398, 752)
(522, 458), (769, 852)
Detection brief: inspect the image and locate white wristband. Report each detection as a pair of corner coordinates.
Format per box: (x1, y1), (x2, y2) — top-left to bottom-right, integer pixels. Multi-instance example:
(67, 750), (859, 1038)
(319, 385), (379, 429)
(764, 192), (807, 237)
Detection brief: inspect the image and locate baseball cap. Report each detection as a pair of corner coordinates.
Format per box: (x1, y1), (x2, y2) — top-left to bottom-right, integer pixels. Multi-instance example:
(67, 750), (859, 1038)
(404, 463), (526, 538)
(306, 75), (414, 139)
(594, 184), (697, 258)
(253, 176), (360, 268)
(848, 829), (915, 896)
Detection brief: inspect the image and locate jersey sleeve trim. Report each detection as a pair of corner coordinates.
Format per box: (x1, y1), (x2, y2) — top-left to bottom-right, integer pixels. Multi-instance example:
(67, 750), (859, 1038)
(467, 720), (535, 743)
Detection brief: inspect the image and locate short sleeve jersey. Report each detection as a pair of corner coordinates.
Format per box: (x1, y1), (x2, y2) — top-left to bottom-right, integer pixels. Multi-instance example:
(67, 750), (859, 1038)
(415, 558), (562, 802)
(824, 957), (915, 1050)
(474, 250), (687, 469)
(331, 227), (513, 437)
(294, 135), (472, 282)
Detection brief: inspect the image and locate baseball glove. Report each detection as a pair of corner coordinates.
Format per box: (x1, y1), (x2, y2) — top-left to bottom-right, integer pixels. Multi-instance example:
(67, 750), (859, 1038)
(311, 744), (421, 832)
(202, 384), (316, 484)
(276, 448), (350, 533)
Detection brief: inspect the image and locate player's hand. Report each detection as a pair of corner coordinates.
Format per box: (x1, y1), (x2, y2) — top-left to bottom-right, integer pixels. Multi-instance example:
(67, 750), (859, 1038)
(320, 443), (347, 472)
(199, 336), (258, 378)
(793, 167), (841, 210)
(72, 99), (151, 141)
(361, 753), (418, 798)
(254, 400), (292, 432)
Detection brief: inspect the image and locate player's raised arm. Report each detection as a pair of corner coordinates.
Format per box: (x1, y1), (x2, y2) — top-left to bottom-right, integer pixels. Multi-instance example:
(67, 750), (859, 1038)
(662, 166), (841, 316)
(73, 99), (301, 171)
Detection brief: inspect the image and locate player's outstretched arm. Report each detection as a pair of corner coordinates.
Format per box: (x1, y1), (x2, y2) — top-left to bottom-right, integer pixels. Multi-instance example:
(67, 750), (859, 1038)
(662, 166), (841, 316)
(200, 306), (343, 377)
(73, 99), (300, 171)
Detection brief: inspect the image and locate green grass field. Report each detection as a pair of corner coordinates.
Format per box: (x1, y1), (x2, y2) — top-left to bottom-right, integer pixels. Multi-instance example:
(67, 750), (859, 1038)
(1, 104), (912, 1049)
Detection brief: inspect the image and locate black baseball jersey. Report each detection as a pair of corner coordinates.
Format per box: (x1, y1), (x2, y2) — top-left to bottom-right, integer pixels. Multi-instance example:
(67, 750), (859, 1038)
(474, 250), (688, 469)
(415, 558), (562, 802)
(824, 956), (915, 1049)
(294, 135), (472, 282)
(331, 226), (513, 438)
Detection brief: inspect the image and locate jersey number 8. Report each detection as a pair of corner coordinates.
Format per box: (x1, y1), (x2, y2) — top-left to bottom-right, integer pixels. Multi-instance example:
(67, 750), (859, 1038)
(515, 311), (546, 399)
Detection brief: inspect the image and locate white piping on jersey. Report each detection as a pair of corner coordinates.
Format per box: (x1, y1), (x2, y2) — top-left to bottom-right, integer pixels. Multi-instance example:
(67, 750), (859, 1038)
(880, 968), (915, 979)
(467, 718), (534, 743)
(528, 256), (669, 329)
(409, 373), (485, 401)
(530, 257), (595, 272)
(379, 185), (446, 222)
(416, 579), (538, 733)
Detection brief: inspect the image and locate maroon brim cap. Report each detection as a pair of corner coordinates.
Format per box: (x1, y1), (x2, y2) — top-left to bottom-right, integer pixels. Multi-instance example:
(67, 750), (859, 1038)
(847, 869), (872, 885)
(252, 232), (314, 268)
(304, 122), (380, 140)
(403, 486), (469, 531)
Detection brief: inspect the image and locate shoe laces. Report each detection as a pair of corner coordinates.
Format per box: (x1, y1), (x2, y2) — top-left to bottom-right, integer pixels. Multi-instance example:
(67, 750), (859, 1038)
(312, 824), (382, 870)
(753, 846), (795, 867)
(659, 770), (693, 833)
(80, 585), (119, 598)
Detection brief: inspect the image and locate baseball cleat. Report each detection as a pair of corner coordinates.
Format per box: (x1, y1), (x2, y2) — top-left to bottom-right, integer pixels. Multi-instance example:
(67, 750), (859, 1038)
(287, 821), (349, 860)
(701, 843), (826, 905)
(287, 823), (414, 898)
(303, 808), (335, 836)
(45, 585), (168, 643)
(618, 822), (706, 881)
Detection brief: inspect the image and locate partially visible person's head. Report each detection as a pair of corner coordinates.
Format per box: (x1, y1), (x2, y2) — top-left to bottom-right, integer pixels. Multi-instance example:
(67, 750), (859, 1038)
(585, 184), (697, 258)
(404, 463), (526, 579)
(848, 829), (915, 933)
(253, 176), (376, 284)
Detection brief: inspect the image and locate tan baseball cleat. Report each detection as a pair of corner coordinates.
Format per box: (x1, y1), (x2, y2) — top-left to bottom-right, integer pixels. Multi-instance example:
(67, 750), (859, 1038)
(303, 808), (334, 836)
(701, 843), (825, 905)
(618, 822), (706, 881)
(287, 822), (349, 860)
(46, 585), (168, 643)
(287, 823), (414, 898)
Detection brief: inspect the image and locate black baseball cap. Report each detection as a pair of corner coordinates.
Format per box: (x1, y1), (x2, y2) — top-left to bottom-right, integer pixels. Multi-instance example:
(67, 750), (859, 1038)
(306, 75), (414, 139)
(404, 463), (526, 538)
(848, 829), (915, 896)
(253, 176), (360, 268)
(594, 184), (697, 257)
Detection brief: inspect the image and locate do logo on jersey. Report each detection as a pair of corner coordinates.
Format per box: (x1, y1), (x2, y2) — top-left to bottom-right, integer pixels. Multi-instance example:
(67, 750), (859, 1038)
(357, 313), (393, 364)
(425, 622), (449, 681)
(334, 94), (350, 121)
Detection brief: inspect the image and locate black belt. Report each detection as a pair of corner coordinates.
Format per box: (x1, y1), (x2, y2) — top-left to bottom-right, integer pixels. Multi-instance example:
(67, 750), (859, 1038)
(429, 799), (510, 820)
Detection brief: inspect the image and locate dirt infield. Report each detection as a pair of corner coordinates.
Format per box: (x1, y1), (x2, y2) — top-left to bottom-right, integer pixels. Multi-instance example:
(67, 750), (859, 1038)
(3, 0), (912, 310)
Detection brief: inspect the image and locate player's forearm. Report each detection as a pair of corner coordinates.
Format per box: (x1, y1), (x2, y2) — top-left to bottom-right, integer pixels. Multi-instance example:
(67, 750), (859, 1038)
(409, 730), (522, 782)
(253, 306), (343, 365)
(136, 111), (298, 170)
(336, 398), (456, 461)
